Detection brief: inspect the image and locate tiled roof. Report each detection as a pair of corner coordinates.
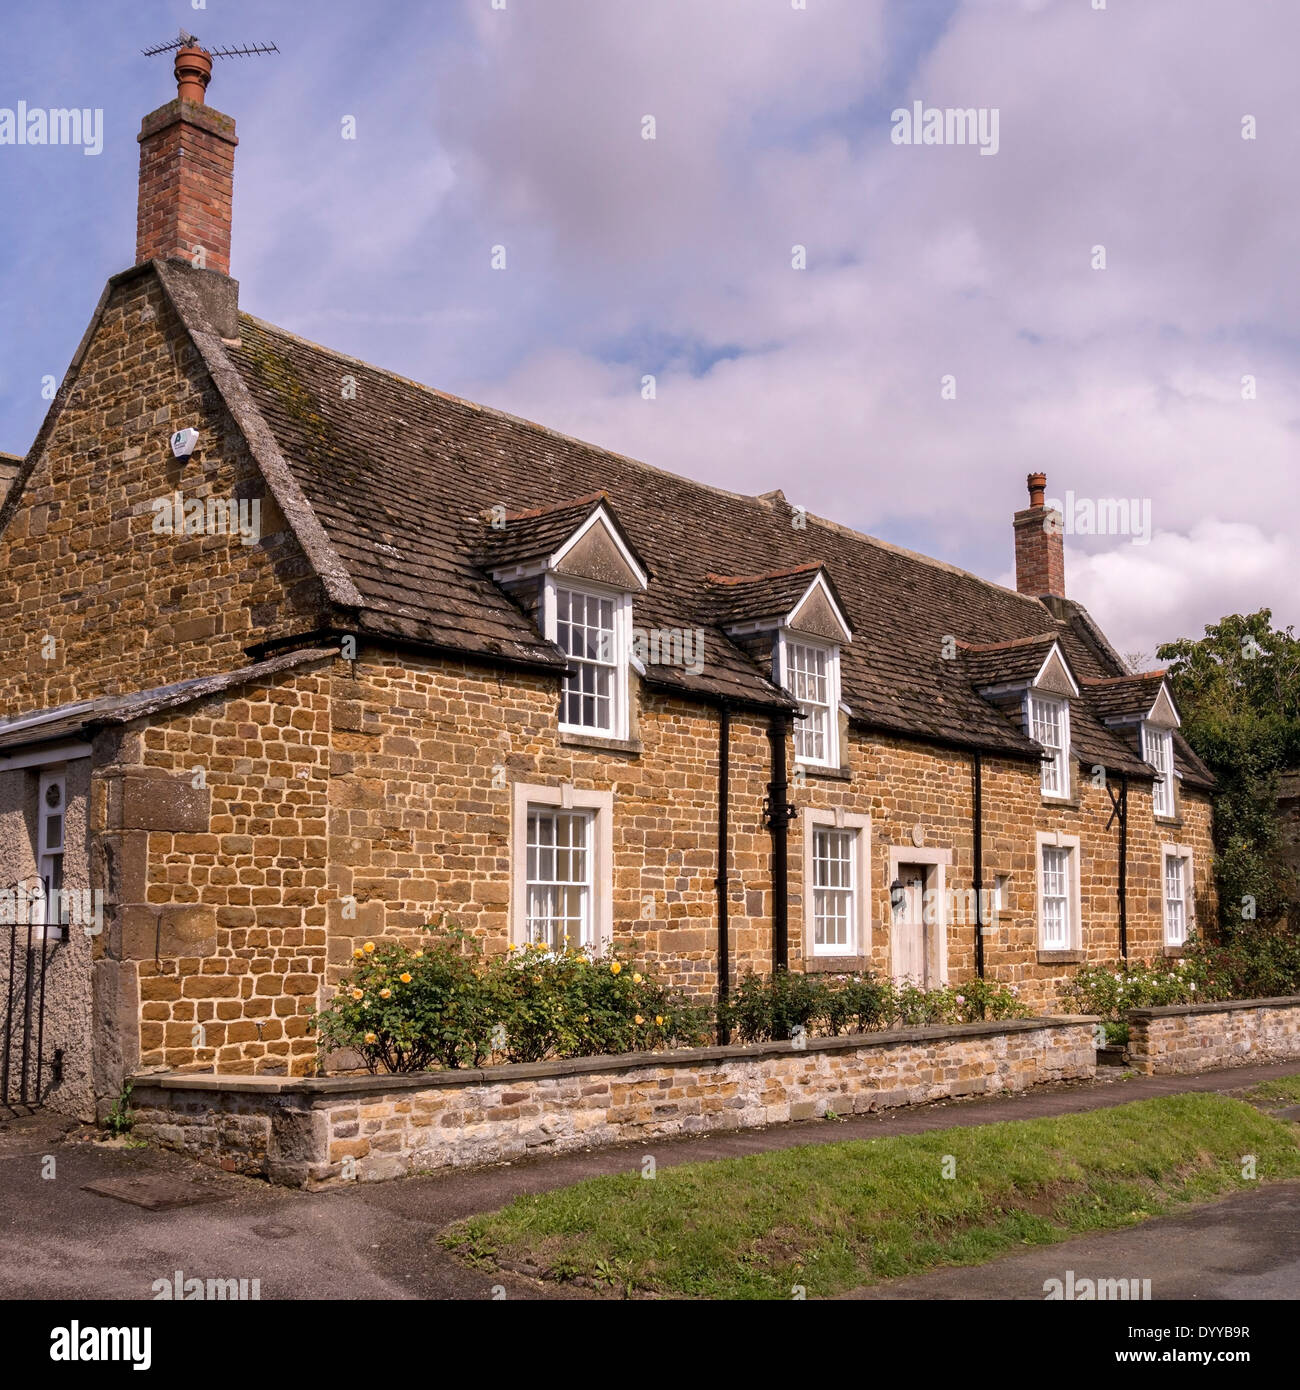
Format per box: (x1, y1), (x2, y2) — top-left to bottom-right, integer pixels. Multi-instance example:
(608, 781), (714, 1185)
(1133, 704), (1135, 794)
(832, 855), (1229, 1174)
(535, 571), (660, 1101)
(121, 263), (1197, 779)
(962, 635), (1062, 690)
(704, 565), (828, 628)
(1083, 672), (1167, 721)
(472, 494), (616, 569)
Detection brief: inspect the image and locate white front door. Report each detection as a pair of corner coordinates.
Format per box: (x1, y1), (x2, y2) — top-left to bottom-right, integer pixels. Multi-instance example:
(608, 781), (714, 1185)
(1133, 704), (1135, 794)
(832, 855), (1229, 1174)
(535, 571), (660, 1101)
(891, 863), (930, 985)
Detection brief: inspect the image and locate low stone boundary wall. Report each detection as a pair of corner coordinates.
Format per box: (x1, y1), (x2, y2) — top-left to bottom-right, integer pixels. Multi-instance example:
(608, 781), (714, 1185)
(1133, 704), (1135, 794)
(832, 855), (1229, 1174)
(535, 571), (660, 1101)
(130, 1015), (1096, 1187)
(1127, 995), (1300, 1075)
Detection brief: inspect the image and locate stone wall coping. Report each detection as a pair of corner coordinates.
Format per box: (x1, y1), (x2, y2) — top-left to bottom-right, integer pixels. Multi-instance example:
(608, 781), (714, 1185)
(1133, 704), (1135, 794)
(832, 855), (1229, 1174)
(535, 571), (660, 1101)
(1127, 994), (1300, 1021)
(130, 1014), (1097, 1098)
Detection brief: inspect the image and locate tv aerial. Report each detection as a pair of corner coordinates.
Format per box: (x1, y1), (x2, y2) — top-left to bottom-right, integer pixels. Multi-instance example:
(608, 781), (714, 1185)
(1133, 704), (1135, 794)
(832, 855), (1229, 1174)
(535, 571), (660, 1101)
(141, 29), (279, 61)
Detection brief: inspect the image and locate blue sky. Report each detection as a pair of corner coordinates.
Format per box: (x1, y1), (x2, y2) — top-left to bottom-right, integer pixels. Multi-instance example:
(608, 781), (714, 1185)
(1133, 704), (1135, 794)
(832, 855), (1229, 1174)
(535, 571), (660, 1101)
(2, 0), (1297, 659)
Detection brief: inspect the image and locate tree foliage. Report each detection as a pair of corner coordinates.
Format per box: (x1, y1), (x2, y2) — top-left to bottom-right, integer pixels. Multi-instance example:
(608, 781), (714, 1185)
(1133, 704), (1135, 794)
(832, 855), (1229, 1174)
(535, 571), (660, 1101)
(1157, 610), (1300, 930)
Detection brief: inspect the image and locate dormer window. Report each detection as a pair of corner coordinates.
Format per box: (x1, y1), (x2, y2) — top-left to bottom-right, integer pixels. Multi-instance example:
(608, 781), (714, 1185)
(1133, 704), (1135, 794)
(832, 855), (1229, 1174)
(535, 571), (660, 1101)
(708, 564), (853, 772)
(1143, 723), (1175, 818)
(549, 581), (630, 738)
(1029, 692), (1070, 799)
(781, 635), (841, 767)
(478, 495), (649, 745)
(966, 636), (1079, 804)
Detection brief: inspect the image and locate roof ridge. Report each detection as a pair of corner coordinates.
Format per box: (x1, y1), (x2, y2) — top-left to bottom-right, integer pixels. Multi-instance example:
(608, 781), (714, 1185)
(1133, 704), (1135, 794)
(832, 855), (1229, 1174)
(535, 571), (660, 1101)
(705, 562), (824, 586)
(962, 632), (1060, 655)
(485, 491), (610, 524)
(1082, 670), (1167, 685)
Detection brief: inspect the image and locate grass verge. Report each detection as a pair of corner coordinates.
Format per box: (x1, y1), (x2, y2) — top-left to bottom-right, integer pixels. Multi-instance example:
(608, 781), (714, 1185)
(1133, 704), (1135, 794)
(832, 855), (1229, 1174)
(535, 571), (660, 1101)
(441, 1093), (1300, 1299)
(1243, 1075), (1300, 1107)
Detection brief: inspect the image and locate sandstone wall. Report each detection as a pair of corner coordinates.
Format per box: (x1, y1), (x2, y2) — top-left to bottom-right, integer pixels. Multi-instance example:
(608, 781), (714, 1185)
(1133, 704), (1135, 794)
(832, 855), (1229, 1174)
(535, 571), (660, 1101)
(129, 1015), (1097, 1186)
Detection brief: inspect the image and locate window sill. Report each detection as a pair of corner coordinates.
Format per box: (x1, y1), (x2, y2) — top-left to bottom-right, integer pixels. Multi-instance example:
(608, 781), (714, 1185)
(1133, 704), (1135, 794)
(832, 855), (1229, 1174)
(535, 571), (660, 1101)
(1041, 794), (1080, 810)
(558, 730), (642, 755)
(1162, 944), (1187, 958)
(1037, 950), (1084, 965)
(1154, 815), (1183, 828)
(798, 763), (852, 782)
(804, 953), (868, 973)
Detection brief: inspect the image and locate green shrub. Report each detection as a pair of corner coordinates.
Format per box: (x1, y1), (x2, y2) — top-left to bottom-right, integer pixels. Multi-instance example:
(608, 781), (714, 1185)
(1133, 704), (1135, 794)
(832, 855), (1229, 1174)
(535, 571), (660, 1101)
(1063, 959), (1201, 1021)
(949, 977), (1030, 1023)
(1065, 924), (1300, 1027)
(720, 969), (1030, 1043)
(1187, 918), (1300, 1001)
(721, 969), (832, 1043)
(311, 930), (708, 1073)
(313, 930), (493, 1072)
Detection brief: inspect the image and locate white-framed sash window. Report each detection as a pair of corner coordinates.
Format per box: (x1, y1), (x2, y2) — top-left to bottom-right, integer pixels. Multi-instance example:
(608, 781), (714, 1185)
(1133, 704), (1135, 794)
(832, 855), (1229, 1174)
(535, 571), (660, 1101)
(546, 580), (631, 739)
(781, 636), (841, 768)
(1028, 693), (1070, 799)
(525, 806), (593, 949)
(1144, 724), (1176, 818)
(1036, 831), (1081, 950)
(1162, 844), (1194, 947)
(511, 782), (613, 952)
(801, 809), (871, 957)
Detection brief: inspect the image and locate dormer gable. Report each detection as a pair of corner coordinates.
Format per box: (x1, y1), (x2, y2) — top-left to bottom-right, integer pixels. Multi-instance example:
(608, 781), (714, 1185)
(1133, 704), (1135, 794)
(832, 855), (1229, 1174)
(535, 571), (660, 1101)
(963, 634), (1079, 701)
(705, 563), (852, 644)
(1083, 671), (1180, 730)
(476, 493), (649, 592)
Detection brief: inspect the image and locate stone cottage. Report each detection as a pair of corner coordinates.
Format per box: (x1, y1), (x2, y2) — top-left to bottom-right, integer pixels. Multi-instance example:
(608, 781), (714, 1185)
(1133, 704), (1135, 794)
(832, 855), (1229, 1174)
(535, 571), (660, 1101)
(0, 46), (1214, 1119)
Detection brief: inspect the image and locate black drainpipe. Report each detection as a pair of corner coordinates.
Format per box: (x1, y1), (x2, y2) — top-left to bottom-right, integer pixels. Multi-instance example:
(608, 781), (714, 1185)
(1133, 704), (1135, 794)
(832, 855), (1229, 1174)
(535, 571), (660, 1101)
(765, 712), (794, 975)
(716, 702), (732, 1044)
(1117, 773), (1129, 959)
(972, 749), (986, 979)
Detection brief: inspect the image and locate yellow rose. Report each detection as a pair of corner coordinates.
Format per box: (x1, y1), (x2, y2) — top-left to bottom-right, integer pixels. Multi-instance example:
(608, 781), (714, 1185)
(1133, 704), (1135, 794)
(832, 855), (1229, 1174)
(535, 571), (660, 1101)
(399, 972), (412, 984)
(364, 1032), (377, 1044)
(635, 1015), (644, 1025)
(633, 972), (643, 984)
(655, 1016), (664, 1027)
(610, 962), (621, 975)
(379, 988), (391, 999)
(352, 949), (364, 960)
(413, 950), (424, 958)
(351, 989), (363, 1001)
(363, 941), (375, 954)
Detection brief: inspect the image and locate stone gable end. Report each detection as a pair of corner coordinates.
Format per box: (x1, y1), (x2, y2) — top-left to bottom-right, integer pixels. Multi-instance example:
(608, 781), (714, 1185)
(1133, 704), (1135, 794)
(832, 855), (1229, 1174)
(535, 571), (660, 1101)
(0, 269), (326, 716)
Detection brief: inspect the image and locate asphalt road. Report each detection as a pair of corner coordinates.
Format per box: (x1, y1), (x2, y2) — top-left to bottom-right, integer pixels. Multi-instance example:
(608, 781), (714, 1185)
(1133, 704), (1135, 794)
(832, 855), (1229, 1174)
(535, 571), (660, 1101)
(2, 1058), (1298, 1301)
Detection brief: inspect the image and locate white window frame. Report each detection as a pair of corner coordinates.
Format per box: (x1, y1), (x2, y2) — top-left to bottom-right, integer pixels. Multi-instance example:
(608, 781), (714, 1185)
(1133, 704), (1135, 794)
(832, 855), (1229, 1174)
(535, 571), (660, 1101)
(778, 632), (841, 769)
(34, 767), (68, 942)
(543, 576), (633, 741)
(1035, 830), (1082, 951)
(1143, 723), (1176, 819)
(801, 808), (870, 957)
(1027, 692), (1071, 800)
(511, 782), (613, 952)
(1161, 843), (1195, 947)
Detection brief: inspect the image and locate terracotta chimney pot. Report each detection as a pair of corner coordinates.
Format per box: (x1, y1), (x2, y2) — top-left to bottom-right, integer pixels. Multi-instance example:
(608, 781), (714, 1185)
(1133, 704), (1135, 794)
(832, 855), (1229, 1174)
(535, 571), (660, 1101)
(174, 45), (213, 105)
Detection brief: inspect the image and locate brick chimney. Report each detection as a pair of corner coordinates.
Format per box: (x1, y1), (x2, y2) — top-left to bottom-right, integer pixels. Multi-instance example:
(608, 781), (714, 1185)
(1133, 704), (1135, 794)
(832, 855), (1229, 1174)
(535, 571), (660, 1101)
(1013, 472), (1065, 598)
(136, 43), (238, 276)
